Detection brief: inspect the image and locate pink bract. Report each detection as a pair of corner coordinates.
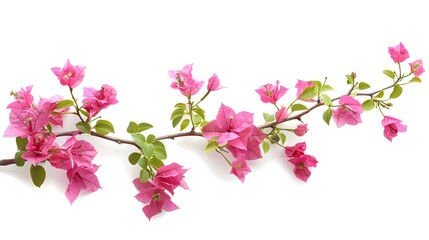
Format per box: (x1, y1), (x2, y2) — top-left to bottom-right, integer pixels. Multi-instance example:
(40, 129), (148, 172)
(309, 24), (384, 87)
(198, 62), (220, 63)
(288, 154), (318, 182)
(169, 63), (204, 97)
(7, 85), (34, 110)
(409, 59), (425, 77)
(207, 73), (223, 91)
(295, 80), (316, 101)
(381, 116), (407, 141)
(65, 164), (101, 204)
(230, 158), (251, 183)
(275, 107), (287, 122)
(388, 42), (409, 63)
(21, 132), (56, 165)
(294, 123), (308, 137)
(51, 59), (86, 88)
(332, 95), (363, 128)
(82, 84), (119, 118)
(153, 163), (189, 195)
(285, 142), (306, 158)
(255, 80), (288, 104)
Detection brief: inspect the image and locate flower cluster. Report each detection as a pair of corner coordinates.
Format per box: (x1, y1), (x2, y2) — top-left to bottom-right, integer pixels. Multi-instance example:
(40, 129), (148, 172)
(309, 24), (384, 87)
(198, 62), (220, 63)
(0, 43), (424, 220)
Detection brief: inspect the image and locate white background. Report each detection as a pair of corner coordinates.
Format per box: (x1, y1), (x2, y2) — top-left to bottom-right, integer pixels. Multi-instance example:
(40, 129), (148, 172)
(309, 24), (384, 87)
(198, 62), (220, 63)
(1, 1), (428, 239)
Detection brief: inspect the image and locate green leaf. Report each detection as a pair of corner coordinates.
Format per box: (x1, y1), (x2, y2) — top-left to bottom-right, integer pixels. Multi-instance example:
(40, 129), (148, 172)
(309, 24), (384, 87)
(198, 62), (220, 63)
(389, 85), (403, 99)
(291, 103), (308, 112)
(358, 82), (371, 90)
(346, 74), (354, 85)
(146, 134), (156, 144)
(278, 133), (287, 145)
(174, 103), (187, 110)
(94, 119), (115, 135)
(374, 90), (384, 99)
(141, 142), (155, 159)
(205, 140), (219, 153)
(152, 140), (166, 150)
(14, 151), (26, 167)
(16, 137), (28, 151)
(46, 123), (52, 133)
(128, 152), (141, 165)
(263, 113), (275, 123)
(180, 119), (190, 131)
(79, 109), (89, 118)
(299, 86), (318, 100)
(139, 169), (150, 183)
(323, 108), (332, 125)
(172, 115), (183, 128)
(75, 122), (91, 134)
(170, 108), (185, 120)
(383, 70), (395, 80)
(154, 146), (167, 160)
(409, 77), (422, 83)
(138, 122), (153, 132)
(127, 121), (139, 134)
(362, 99), (375, 111)
(30, 165), (46, 188)
(262, 141), (270, 154)
(321, 94), (331, 106)
(138, 157), (148, 169)
(321, 84), (334, 92)
(55, 99), (74, 109)
(131, 133), (146, 148)
(192, 114), (203, 125)
(311, 80), (322, 89)
(195, 106), (205, 120)
(150, 158), (164, 169)
(270, 133), (280, 143)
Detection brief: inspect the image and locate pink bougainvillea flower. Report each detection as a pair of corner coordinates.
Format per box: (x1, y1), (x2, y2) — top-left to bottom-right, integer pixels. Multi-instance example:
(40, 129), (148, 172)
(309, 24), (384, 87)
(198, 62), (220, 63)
(285, 142), (307, 158)
(82, 84), (119, 118)
(409, 59), (425, 77)
(169, 64), (204, 97)
(255, 80), (288, 104)
(288, 154), (318, 182)
(295, 79), (316, 101)
(51, 59), (86, 88)
(207, 73), (223, 91)
(21, 132), (56, 165)
(332, 95), (363, 128)
(153, 163), (189, 195)
(388, 42), (409, 63)
(37, 95), (69, 127)
(65, 164), (101, 204)
(202, 103), (266, 160)
(275, 107), (287, 122)
(133, 179), (179, 221)
(7, 85), (34, 110)
(381, 116), (407, 141)
(294, 123), (308, 137)
(230, 158), (251, 183)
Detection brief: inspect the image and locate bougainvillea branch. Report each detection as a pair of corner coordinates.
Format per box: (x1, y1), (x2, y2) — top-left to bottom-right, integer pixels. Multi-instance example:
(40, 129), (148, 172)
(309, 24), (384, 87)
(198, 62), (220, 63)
(0, 42), (424, 220)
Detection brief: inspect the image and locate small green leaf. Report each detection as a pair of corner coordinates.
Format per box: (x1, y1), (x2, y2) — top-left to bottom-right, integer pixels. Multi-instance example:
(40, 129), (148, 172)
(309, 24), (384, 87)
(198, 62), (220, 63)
(79, 109), (89, 118)
(180, 119), (190, 131)
(358, 82), (371, 90)
(321, 84), (334, 92)
(346, 74), (354, 85)
(170, 108), (185, 120)
(174, 103), (187, 110)
(94, 119), (115, 135)
(127, 121), (139, 134)
(362, 99), (375, 111)
(389, 85), (403, 99)
(311, 80), (322, 89)
(138, 122), (153, 132)
(152, 140), (166, 149)
(16, 137), (28, 151)
(55, 99), (74, 109)
(409, 77), (422, 83)
(383, 70), (395, 80)
(150, 158), (164, 169)
(205, 140), (219, 153)
(131, 133), (146, 148)
(30, 165), (46, 188)
(128, 152), (141, 165)
(262, 141), (270, 154)
(146, 134), (156, 144)
(375, 90), (384, 99)
(14, 151), (26, 167)
(321, 94), (331, 106)
(46, 123), (52, 133)
(172, 115), (183, 128)
(299, 86), (318, 100)
(323, 108), (332, 125)
(270, 133), (280, 143)
(263, 113), (275, 123)
(349, 92), (358, 97)
(75, 122), (91, 134)
(154, 146), (167, 160)
(139, 169), (150, 183)
(278, 133), (287, 145)
(193, 114), (203, 125)
(138, 157), (149, 169)
(195, 106), (205, 120)
(141, 142), (155, 159)
(291, 103), (308, 112)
